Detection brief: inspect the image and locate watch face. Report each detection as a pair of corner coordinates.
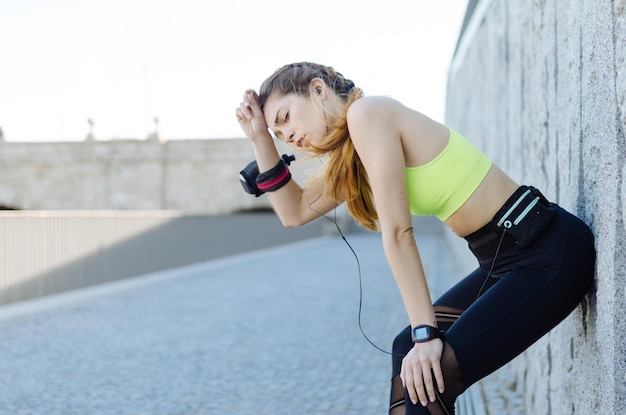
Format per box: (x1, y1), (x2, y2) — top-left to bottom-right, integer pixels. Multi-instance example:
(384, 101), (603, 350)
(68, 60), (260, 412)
(413, 327), (428, 339)
(411, 325), (440, 343)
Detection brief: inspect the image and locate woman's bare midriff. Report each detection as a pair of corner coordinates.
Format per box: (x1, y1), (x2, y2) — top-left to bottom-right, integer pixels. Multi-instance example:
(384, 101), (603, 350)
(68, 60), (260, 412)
(444, 164), (520, 237)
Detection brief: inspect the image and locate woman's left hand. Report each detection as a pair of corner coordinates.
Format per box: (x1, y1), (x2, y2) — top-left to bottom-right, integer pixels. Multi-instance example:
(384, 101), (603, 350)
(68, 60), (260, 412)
(400, 338), (445, 407)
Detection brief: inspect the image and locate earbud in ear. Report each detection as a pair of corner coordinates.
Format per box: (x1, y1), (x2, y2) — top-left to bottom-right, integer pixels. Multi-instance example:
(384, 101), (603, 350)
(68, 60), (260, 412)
(316, 89), (321, 95)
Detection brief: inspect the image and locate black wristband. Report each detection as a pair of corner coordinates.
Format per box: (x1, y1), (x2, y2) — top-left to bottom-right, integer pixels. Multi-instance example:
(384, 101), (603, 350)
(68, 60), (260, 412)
(239, 160), (264, 197)
(256, 159), (291, 192)
(239, 154), (295, 196)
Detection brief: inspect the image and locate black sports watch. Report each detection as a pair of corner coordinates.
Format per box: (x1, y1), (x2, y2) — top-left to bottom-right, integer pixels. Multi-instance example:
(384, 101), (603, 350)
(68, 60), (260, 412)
(411, 325), (443, 343)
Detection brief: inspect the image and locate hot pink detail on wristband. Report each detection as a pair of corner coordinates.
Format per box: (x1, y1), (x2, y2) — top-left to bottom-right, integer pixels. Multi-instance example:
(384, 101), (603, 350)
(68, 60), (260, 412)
(257, 168), (290, 191)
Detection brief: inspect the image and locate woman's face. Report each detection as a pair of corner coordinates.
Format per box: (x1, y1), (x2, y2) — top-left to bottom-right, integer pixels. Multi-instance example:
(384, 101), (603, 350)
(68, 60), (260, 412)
(263, 92), (327, 150)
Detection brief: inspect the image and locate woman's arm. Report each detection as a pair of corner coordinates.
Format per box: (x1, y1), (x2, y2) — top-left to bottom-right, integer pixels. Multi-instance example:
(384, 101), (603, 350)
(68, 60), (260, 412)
(236, 90), (337, 227)
(347, 96), (435, 328)
(347, 96), (444, 406)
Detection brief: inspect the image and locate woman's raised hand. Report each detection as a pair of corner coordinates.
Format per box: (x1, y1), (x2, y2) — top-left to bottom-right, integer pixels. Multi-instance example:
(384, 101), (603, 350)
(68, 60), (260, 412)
(400, 338), (445, 407)
(236, 89), (271, 141)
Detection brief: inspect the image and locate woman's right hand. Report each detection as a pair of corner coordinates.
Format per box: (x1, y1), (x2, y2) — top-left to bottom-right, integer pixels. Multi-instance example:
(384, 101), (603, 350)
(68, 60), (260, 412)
(236, 89), (271, 141)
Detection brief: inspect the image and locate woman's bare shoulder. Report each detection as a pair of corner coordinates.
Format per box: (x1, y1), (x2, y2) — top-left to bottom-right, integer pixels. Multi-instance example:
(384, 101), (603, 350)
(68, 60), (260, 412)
(347, 95), (405, 116)
(347, 96), (441, 137)
(347, 96), (436, 125)
(347, 96), (413, 135)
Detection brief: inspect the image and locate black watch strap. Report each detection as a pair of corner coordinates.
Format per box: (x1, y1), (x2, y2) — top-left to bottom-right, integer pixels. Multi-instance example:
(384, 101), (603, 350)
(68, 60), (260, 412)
(411, 325), (443, 343)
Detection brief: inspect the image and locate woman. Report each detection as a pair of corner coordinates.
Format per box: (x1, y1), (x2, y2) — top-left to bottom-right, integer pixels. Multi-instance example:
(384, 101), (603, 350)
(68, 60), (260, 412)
(235, 62), (595, 415)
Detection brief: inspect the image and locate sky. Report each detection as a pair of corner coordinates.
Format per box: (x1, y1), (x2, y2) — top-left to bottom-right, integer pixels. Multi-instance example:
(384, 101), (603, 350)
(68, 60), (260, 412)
(0, 0), (468, 142)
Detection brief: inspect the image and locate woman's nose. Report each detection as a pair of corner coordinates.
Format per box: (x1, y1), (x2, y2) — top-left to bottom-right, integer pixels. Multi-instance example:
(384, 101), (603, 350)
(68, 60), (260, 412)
(285, 130), (295, 143)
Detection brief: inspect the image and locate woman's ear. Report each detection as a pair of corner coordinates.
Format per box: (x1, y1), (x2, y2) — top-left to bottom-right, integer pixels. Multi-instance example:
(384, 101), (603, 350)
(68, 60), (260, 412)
(310, 78), (327, 99)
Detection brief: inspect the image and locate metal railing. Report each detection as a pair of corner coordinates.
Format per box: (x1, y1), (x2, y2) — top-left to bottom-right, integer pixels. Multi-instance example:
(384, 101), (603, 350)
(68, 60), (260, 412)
(0, 211), (326, 306)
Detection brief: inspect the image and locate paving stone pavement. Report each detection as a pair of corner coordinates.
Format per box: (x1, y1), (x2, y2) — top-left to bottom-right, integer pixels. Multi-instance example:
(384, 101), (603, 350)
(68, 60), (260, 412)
(0, 218), (523, 415)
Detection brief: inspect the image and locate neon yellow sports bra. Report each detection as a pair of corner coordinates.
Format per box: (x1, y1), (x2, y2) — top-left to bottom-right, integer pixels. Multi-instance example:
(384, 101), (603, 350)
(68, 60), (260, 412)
(405, 128), (492, 221)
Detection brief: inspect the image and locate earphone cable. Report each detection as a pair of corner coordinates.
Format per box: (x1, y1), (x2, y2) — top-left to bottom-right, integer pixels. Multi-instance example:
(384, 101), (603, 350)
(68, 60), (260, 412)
(307, 193), (397, 356)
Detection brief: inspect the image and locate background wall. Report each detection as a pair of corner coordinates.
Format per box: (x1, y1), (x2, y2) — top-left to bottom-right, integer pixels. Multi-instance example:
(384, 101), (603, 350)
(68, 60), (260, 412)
(445, 0), (625, 413)
(0, 138), (316, 214)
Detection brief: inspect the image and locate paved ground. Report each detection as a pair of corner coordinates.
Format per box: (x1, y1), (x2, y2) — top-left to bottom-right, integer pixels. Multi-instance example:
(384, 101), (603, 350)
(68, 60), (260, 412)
(0, 218), (523, 414)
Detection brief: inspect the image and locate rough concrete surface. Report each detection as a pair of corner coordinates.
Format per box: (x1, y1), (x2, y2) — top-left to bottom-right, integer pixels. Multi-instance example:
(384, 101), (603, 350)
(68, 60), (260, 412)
(446, 0), (626, 413)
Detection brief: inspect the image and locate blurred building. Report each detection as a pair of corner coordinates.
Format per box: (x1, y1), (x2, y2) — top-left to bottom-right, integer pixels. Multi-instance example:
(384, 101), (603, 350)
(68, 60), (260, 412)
(0, 137), (315, 214)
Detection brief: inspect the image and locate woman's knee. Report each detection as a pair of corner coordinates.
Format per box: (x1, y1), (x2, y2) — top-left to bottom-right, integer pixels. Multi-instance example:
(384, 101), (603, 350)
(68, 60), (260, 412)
(391, 326), (412, 376)
(392, 325), (412, 356)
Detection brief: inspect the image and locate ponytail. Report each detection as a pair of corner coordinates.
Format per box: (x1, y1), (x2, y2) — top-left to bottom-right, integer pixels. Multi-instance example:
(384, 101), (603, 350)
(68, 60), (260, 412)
(307, 90), (379, 231)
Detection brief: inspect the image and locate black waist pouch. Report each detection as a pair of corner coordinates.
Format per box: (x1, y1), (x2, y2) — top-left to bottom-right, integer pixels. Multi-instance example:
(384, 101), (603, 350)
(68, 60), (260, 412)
(493, 186), (556, 248)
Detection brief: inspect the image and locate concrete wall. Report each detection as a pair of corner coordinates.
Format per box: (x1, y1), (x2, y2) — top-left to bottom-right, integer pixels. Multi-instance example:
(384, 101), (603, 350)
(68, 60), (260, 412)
(0, 138), (316, 214)
(445, 0), (625, 413)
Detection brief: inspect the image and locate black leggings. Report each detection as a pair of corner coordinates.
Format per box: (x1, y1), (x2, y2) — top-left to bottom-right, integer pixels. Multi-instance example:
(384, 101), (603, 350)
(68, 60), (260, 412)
(390, 202), (596, 414)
